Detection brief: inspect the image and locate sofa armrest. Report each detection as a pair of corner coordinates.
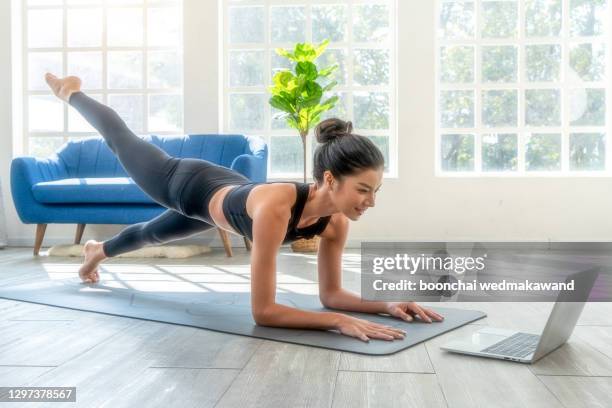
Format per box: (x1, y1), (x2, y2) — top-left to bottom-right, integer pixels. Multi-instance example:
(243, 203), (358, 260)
(10, 156), (66, 223)
(12, 155), (68, 183)
(230, 154), (267, 183)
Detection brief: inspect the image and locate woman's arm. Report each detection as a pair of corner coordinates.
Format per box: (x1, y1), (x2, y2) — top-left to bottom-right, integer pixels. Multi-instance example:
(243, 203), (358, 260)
(249, 197), (406, 341)
(317, 213), (388, 314)
(317, 214), (443, 323)
(249, 201), (342, 329)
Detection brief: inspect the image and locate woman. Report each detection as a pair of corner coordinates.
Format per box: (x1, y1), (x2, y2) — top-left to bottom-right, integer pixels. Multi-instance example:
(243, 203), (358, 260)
(44, 73), (443, 343)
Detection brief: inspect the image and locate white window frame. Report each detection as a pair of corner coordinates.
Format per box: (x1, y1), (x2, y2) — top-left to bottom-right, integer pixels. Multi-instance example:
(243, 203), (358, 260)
(221, 0), (398, 180)
(435, 0), (612, 177)
(21, 0), (184, 157)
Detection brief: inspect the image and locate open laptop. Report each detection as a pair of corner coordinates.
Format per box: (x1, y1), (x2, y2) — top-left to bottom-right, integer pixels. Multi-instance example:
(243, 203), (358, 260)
(440, 267), (600, 363)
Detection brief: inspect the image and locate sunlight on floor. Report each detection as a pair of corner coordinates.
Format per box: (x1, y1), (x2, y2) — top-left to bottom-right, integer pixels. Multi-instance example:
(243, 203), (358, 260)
(40, 264), (80, 280)
(40, 262), (321, 295)
(78, 286), (113, 293)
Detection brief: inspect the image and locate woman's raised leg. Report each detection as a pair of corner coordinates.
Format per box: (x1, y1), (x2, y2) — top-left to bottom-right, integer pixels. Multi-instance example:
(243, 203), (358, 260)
(79, 209), (215, 283)
(44, 73), (185, 211)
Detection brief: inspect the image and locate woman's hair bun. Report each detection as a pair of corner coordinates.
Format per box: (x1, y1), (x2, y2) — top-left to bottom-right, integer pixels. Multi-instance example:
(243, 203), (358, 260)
(315, 118), (353, 144)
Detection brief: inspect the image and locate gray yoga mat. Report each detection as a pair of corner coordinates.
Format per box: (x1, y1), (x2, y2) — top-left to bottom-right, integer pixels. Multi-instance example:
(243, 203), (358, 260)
(0, 279), (486, 355)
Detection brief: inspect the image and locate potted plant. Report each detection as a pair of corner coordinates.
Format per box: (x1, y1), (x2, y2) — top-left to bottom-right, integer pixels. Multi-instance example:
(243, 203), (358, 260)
(269, 40), (339, 252)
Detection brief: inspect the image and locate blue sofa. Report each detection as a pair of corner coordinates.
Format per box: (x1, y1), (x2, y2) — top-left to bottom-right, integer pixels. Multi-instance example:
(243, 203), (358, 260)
(10, 134), (268, 256)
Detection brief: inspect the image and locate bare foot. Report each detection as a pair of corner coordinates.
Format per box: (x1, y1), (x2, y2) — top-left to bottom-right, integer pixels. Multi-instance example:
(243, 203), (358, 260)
(44, 73), (82, 103)
(79, 240), (106, 284)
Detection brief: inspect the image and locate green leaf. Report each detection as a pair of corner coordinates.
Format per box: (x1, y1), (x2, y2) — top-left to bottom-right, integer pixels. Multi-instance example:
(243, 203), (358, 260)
(273, 70), (295, 87)
(294, 43), (317, 62)
(322, 80), (338, 93)
(293, 75), (307, 97)
(307, 96), (338, 118)
(321, 95), (339, 108)
(287, 115), (300, 130)
(269, 95), (295, 114)
(309, 114), (322, 130)
(301, 82), (323, 108)
(279, 90), (295, 101)
(296, 61), (318, 81)
(308, 105), (324, 116)
(314, 39), (330, 59)
(309, 97), (337, 117)
(318, 64), (338, 78)
(269, 75), (298, 97)
(275, 48), (295, 61)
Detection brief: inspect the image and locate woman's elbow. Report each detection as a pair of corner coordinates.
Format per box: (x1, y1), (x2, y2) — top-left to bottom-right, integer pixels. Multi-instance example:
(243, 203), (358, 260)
(252, 305), (275, 326)
(319, 294), (337, 310)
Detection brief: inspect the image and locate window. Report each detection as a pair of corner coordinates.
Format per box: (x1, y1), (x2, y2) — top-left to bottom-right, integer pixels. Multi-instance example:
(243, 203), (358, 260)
(23, 0), (183, 158)
(222, 0), (397, 178)
(436, 0), (610, 175)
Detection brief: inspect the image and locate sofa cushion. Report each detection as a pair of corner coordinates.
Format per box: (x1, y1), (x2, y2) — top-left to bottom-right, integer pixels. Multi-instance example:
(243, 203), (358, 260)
(32, 178), (156, 204)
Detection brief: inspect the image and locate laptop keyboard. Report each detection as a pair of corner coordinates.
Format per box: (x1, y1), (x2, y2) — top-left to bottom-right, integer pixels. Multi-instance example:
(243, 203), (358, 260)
(480, 332), (540, 358)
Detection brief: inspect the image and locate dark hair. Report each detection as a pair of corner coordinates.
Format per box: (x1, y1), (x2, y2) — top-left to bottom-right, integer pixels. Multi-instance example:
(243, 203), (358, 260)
(313, 118), (385, 185)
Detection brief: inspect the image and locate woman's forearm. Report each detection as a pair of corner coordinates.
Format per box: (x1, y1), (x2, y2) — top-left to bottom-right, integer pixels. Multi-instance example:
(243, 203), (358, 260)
(323, 288), (388, 314)
(255, 303), (342, 330)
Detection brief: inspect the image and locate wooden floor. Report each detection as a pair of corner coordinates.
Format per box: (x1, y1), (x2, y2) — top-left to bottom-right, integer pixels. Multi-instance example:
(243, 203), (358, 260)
(0, 246), (611, 408)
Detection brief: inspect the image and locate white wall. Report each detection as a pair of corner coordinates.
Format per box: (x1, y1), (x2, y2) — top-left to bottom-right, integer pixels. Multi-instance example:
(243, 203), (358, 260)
(0, 0), (14, 245)
(1, 0), (611, 250)
(1, 0), (18, 247)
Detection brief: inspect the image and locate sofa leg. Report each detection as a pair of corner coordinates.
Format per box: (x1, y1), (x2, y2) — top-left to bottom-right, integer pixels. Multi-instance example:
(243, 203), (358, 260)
(34, 224), (47, 256)
(217, 228), (233, 257)
(243, 237), (252, 251)
(75, 224), (86, 244)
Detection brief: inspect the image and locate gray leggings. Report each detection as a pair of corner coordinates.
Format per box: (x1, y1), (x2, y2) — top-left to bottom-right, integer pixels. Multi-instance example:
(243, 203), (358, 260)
(68, 92), (249, 257)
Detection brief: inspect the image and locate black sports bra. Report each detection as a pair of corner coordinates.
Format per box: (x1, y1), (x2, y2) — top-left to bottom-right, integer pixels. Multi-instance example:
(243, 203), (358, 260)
(222, 181), (332, 244)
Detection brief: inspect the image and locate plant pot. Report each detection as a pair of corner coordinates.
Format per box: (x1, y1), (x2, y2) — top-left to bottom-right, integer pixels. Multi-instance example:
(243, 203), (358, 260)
(290, 236), (320, 253)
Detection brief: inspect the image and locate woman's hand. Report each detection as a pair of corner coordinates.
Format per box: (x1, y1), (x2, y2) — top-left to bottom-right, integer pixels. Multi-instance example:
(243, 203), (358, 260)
(334, 314), (406, 342)
(383, 302), (444, 323)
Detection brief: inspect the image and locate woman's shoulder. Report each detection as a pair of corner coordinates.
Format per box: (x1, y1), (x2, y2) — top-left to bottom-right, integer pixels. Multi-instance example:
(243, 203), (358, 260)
(246, 182), (296, 220)
(252, 181), (300, 200)
(251, 182), (303, 205)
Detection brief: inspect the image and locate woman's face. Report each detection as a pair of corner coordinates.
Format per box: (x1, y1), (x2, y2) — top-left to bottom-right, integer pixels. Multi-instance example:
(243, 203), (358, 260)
(327, 167), (383, 220)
